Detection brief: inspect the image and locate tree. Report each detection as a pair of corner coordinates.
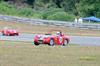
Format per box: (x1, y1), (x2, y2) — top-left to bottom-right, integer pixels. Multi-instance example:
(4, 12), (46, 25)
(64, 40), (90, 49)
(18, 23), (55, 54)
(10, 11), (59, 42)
(77, 0), (100, 17)
(53, 0), (63, 8)
(26, 0), (35, 8)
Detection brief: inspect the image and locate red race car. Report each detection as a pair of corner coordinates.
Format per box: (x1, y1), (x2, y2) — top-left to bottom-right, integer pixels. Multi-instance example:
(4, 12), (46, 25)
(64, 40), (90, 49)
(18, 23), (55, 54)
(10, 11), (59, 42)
(1, 27), (19, 36)
(34, 30), (70, 46)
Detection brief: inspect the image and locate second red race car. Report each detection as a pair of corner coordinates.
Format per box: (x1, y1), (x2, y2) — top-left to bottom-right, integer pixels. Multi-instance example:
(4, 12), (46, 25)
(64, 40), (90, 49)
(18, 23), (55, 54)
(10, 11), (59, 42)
(1, 27), (19, 36)
(34, 30), (70, 46)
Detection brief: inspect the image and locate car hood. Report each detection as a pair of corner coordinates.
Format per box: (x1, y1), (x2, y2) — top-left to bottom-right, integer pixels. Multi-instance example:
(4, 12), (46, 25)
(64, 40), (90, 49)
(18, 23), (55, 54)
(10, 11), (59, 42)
(36, 34), (54, 39)
(8, 29), (18, 33)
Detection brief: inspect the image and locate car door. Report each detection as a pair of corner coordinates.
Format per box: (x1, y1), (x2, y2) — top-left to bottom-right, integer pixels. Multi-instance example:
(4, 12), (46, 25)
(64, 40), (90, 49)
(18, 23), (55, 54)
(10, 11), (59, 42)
(56, 35), (63, 44)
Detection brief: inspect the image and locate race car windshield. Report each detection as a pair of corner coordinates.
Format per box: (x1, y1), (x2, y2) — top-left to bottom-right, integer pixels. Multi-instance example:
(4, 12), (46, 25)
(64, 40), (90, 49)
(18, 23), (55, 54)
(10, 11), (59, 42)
(45, 34), (52, 35)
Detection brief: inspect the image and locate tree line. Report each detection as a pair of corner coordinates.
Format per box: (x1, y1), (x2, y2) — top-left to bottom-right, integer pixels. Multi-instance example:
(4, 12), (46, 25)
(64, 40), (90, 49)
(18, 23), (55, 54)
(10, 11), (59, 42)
(0, 0), (100, 18)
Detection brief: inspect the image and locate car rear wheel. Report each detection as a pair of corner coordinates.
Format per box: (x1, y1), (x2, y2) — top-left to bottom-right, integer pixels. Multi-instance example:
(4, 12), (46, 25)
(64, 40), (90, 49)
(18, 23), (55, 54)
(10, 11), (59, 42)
(63, 39), (69, 46)
(7, 33), (10, 36)
(14, 33), (19, 36)
(34, 42), (40, 46)
(2, 33), (5, 36)
(49, 39), (54, 46)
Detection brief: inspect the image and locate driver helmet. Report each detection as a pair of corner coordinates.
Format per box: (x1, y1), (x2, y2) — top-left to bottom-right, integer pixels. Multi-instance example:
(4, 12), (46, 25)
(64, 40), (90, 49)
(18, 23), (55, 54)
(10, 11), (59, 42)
(56, 31), (60, 35)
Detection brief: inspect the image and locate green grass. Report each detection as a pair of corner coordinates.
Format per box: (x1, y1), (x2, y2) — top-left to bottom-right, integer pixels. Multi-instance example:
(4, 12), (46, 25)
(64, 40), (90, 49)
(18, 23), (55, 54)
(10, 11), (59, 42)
(79, 56), (97, 61)
(0, 41), (100, 66)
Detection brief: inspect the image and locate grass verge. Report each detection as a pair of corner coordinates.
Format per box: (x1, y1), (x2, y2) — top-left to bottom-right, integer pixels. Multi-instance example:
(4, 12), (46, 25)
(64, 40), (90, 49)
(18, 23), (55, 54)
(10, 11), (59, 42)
(0, 21), (100, 37)
(0, 41), (100, 66)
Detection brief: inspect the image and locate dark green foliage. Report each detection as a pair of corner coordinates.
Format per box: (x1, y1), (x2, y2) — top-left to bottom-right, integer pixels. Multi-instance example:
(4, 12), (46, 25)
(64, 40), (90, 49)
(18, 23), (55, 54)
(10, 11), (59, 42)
(0, 0), (100, 21)
(47, 12), (74, 21)
(26, 0), (35, 8)
(0, 2), (42, 19)
(42, 8), (64, 19)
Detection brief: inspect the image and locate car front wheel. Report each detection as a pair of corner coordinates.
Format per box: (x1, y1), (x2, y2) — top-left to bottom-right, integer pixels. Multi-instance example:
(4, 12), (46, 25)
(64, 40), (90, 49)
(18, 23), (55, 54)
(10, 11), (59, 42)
(63, 39), (69, 46)
(49, 39), (54, 46)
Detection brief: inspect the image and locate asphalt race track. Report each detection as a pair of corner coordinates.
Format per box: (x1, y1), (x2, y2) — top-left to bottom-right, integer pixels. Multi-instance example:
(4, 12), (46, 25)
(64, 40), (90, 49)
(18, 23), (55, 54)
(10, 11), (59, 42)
(0, 33), (100, 46)
(0, 33), (35, 42)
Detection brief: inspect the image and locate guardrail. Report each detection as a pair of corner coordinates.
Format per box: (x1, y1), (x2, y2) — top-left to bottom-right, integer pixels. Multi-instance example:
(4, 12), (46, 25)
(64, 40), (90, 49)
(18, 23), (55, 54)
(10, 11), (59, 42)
(0, 14), (100, 30)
